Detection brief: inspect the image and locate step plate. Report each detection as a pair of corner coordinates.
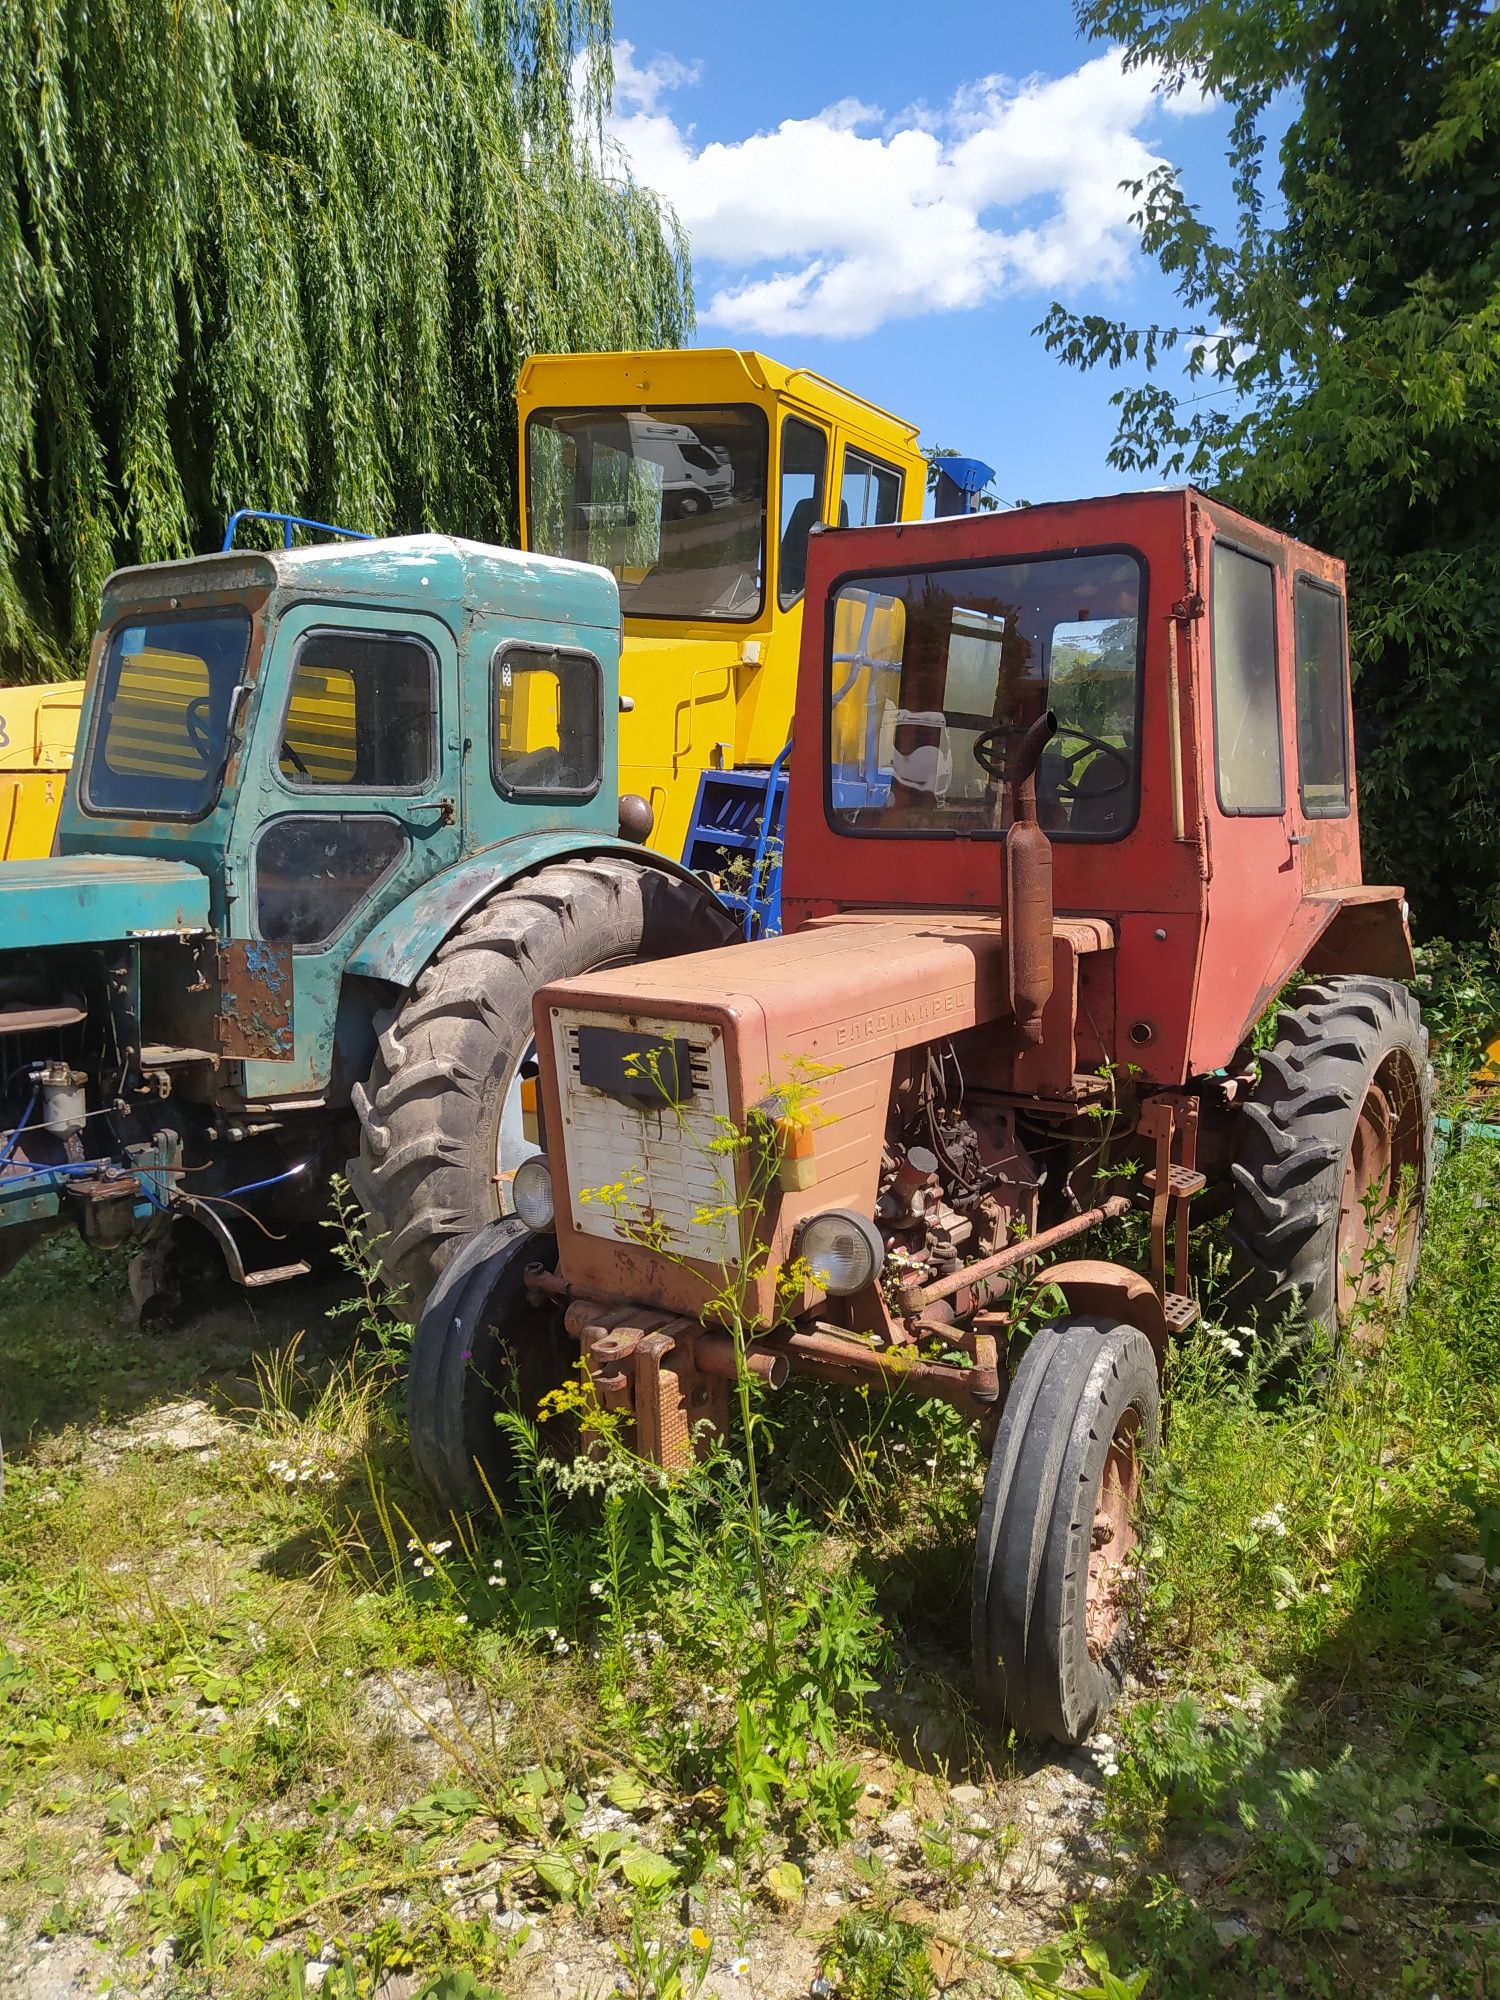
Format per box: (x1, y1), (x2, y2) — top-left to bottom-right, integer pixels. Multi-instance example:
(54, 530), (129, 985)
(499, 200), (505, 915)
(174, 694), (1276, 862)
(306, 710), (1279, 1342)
(1163, 1292), (1200, 1334)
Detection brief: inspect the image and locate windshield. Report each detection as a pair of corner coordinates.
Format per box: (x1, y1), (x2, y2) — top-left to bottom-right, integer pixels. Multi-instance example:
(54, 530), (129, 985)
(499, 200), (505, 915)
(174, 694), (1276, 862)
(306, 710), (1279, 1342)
(85, 611), (253, 819)
(828, 550), (1143, 839)
(526, 406), (767, 622)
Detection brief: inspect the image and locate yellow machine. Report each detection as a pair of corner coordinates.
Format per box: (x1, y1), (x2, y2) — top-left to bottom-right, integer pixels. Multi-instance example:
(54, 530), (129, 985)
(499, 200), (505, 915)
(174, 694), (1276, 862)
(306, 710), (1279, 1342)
(0, 680), (85, 859)
(0, 352), (924, 865)
(517, 348), (925, 855)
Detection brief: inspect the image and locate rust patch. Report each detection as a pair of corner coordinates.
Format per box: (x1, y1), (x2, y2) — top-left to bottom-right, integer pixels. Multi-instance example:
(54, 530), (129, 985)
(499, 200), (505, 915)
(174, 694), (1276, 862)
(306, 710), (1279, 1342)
(216, 940), (294, 1061)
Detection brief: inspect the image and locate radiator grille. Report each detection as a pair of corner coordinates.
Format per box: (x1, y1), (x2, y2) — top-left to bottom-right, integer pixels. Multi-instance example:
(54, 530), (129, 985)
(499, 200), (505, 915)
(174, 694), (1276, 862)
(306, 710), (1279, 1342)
(551, 1010), (738, 1265)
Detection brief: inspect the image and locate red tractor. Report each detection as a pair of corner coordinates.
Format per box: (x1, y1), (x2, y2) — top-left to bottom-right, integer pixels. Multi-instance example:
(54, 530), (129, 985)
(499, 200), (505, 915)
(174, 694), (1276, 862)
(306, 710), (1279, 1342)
(408, 488), (1432, 1744)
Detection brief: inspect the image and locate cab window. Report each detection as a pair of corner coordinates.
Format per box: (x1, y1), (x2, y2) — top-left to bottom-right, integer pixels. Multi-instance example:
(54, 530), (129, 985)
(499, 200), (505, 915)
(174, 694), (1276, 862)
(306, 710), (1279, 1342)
(85, 611), (251, 820)
(493, 644), (602, 800)
(255, 815), (409, 948)
(278, 630), (435, 790)
(777, 418), (829, 608)
(1294, 577), (1351, 817)
(840, 448), (903, 528)
(1211, 544), (1283, 814)
(827, 549), (1143, 840)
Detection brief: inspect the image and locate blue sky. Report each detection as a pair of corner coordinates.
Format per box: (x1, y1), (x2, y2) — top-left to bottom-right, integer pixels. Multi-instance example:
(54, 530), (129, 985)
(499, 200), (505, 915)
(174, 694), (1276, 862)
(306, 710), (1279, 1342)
(607, 0), (1242, 504)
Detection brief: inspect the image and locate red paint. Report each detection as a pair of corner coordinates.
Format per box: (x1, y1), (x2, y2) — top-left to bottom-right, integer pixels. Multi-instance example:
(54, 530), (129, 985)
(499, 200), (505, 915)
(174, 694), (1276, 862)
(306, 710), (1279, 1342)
(780, 488), (1409, 1085)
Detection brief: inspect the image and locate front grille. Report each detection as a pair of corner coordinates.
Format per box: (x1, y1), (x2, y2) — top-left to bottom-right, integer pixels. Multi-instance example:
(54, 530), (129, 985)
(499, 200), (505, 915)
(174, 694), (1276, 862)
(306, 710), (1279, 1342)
(551, 1009), (737, 1265)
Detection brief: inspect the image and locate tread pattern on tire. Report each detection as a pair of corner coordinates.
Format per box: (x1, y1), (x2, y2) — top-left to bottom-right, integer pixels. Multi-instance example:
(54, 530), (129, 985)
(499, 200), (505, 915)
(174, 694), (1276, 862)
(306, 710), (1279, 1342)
(1227, 975), (1433, 1332)
(348, 856), (736, 1310)
(972, 1315), (1159, 1747)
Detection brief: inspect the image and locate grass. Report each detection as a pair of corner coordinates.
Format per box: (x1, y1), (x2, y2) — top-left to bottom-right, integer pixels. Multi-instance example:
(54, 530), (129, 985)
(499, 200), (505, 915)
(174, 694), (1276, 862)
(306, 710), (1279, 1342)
(1, 1039), (1499, 1993)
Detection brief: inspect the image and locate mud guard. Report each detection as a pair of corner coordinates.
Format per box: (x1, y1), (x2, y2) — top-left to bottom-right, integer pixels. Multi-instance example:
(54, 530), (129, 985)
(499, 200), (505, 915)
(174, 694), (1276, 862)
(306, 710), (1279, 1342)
(1034, 1259), (1170, 1366)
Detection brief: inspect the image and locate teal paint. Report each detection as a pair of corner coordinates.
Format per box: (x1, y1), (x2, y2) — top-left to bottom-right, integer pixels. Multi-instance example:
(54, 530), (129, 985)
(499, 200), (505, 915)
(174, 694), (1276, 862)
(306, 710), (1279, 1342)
(0, 854), (210, 945)
(16, 533), (658, 1108)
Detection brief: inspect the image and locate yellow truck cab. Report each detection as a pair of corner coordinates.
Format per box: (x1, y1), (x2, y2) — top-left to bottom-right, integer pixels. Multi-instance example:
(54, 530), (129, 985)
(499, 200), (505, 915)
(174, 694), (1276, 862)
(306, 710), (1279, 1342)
(0, 680), (85, 859)
(517, 349), (925, 855)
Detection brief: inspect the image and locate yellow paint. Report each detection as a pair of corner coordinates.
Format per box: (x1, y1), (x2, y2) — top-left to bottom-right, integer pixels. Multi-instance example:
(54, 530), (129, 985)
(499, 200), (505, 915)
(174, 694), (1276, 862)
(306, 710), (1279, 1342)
(517, 349), (925, 856)
(0, 679), (85, 859)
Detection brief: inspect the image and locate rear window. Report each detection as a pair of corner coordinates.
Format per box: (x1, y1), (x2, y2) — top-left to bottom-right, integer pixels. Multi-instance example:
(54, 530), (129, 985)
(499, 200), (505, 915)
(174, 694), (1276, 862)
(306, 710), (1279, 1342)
(1211, 543), (1283, 814)
(1294, 578), (1351, 817)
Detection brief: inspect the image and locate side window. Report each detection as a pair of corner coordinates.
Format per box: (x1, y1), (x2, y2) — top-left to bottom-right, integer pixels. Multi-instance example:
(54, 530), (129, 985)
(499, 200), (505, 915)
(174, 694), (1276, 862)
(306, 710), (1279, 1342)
(279, 630), (435, 790)
(493, 645), (602, 800)
(840, 448), (903, 529)
(1211, 543), (1283, 814)
(777, 417), (829, 608)
(1294, 578), (1351, 817)
(255, 815), (409, 948)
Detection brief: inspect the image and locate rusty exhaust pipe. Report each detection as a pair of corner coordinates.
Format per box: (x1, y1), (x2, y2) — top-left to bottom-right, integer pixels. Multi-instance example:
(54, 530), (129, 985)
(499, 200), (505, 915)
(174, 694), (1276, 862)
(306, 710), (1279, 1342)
(1004, 708), (1057, 1046)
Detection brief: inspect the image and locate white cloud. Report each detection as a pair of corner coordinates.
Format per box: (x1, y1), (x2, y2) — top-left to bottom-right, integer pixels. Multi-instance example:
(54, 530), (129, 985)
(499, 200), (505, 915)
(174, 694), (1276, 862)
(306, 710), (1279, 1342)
(603, 43), (1211, 340)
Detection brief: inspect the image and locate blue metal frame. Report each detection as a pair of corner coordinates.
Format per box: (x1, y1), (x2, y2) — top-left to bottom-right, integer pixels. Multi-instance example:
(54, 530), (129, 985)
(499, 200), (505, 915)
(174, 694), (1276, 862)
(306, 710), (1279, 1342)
(679, 742), (790, 941)
(221, 509), (374, 552)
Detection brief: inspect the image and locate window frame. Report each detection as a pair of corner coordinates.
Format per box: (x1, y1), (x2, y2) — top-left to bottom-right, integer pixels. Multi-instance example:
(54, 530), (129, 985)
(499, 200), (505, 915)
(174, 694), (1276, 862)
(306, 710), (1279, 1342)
(819, 542), (1149, 846)
(523, 403), (771, 626)
(490, 639), (605, 805)
(251, 810), (412, 953)
(272, 623), (440, 798)
(838, 444), (905, 531)
(80, 607), (255, 824)
(1209, 538), (1286, 819)
(1292, 569), (1352, 821)
(777, 414), (831, 611)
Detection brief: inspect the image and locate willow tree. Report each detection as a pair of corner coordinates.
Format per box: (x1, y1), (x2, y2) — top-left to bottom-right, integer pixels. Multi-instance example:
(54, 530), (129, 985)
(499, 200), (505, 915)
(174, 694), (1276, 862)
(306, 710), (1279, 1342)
(0, 0), (691, 680)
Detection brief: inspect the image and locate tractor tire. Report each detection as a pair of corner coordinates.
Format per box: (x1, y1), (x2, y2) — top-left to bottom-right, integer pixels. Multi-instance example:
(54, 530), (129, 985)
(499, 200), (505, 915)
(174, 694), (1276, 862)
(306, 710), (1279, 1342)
(349, 857), (736, 1313)
(1228, 975), (1433, 1338)
(407, 1215), (576, 1516)
(971, 1315), (1158, 1746)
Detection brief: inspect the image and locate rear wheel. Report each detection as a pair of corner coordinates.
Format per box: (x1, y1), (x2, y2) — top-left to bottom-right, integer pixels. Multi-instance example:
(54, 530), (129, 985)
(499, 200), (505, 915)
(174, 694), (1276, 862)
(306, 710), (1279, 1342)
(971, 1315), (1158, 1746)
(1229, 976), (1432, 1337)
(349, 858), (736, 1312)
(407, 1216), (576, 1516)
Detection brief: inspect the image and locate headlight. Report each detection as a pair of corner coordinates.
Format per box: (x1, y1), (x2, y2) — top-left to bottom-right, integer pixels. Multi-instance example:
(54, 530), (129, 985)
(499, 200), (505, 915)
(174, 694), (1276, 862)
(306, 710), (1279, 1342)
(797, 1209), (884, 1296)
(512, 1156), (555, 1232)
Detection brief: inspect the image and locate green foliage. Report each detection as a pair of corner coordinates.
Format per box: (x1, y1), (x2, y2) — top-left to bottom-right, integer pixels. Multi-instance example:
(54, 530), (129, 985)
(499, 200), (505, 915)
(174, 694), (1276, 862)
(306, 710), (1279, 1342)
(1042, 0), (1500, 938)
(0, 0), (691, 680)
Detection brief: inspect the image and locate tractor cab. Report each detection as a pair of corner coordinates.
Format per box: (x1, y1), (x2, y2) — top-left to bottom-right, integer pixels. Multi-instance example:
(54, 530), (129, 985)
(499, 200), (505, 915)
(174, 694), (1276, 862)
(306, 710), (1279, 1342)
(517, 349), (926, 857)
(783, 485), (1414, 1090)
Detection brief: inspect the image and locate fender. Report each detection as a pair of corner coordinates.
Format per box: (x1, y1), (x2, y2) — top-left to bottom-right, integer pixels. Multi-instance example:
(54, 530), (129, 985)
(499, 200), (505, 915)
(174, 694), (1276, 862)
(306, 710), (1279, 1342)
(1038, 1259), (1171, 1366)
(1223, 885), (1416, 1061)
(345, 830), (728, 989)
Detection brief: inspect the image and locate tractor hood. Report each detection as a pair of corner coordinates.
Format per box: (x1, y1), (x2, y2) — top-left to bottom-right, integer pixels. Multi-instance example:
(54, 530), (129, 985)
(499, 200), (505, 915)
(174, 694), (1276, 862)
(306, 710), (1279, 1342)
(0, 854), (212, 948)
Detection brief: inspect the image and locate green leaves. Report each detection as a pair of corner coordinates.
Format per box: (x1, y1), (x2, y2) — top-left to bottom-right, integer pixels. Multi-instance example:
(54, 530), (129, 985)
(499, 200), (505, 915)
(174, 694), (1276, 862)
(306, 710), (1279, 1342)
(1, 0), (693, 682)
(1050, 0), (1500, 937)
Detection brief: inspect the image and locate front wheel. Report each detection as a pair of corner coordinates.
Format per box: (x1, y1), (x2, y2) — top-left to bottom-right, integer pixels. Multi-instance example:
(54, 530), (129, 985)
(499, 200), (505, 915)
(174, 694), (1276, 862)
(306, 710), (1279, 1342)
(971, 1316), (1159, 1746)
(407, 1217), (576, 1516)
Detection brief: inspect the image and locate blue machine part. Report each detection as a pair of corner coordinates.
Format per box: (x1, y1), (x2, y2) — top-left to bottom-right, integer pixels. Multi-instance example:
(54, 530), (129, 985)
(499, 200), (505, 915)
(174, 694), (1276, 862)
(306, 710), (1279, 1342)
(931, 455), (997, 518)
(221, 509), (374, 552)
(681, 743), (790, 940)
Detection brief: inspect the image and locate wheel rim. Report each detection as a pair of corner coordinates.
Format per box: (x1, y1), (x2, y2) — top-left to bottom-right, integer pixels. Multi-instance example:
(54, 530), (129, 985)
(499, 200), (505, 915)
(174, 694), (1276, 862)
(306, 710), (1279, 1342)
(1084, 1409), (1141, 1661)
(495, 1037), (542, 1216)
(1336, 1050), (1425, 1317)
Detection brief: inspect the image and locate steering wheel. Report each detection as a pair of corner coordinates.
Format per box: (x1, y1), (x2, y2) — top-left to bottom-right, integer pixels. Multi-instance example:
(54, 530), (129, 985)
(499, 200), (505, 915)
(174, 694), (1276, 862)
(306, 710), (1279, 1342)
(184, 696), (217, 766)
(1048, 725), (1132, 801)
(971, 721), (1131, 799)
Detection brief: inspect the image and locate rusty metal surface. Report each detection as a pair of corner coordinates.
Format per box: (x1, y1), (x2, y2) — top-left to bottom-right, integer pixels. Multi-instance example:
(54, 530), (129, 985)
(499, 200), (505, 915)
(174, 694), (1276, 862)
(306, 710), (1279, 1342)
(1038, 1258), (1172, 1361)
(216, 941), (294, 1061)
(911, 1193), (1133, 1309)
